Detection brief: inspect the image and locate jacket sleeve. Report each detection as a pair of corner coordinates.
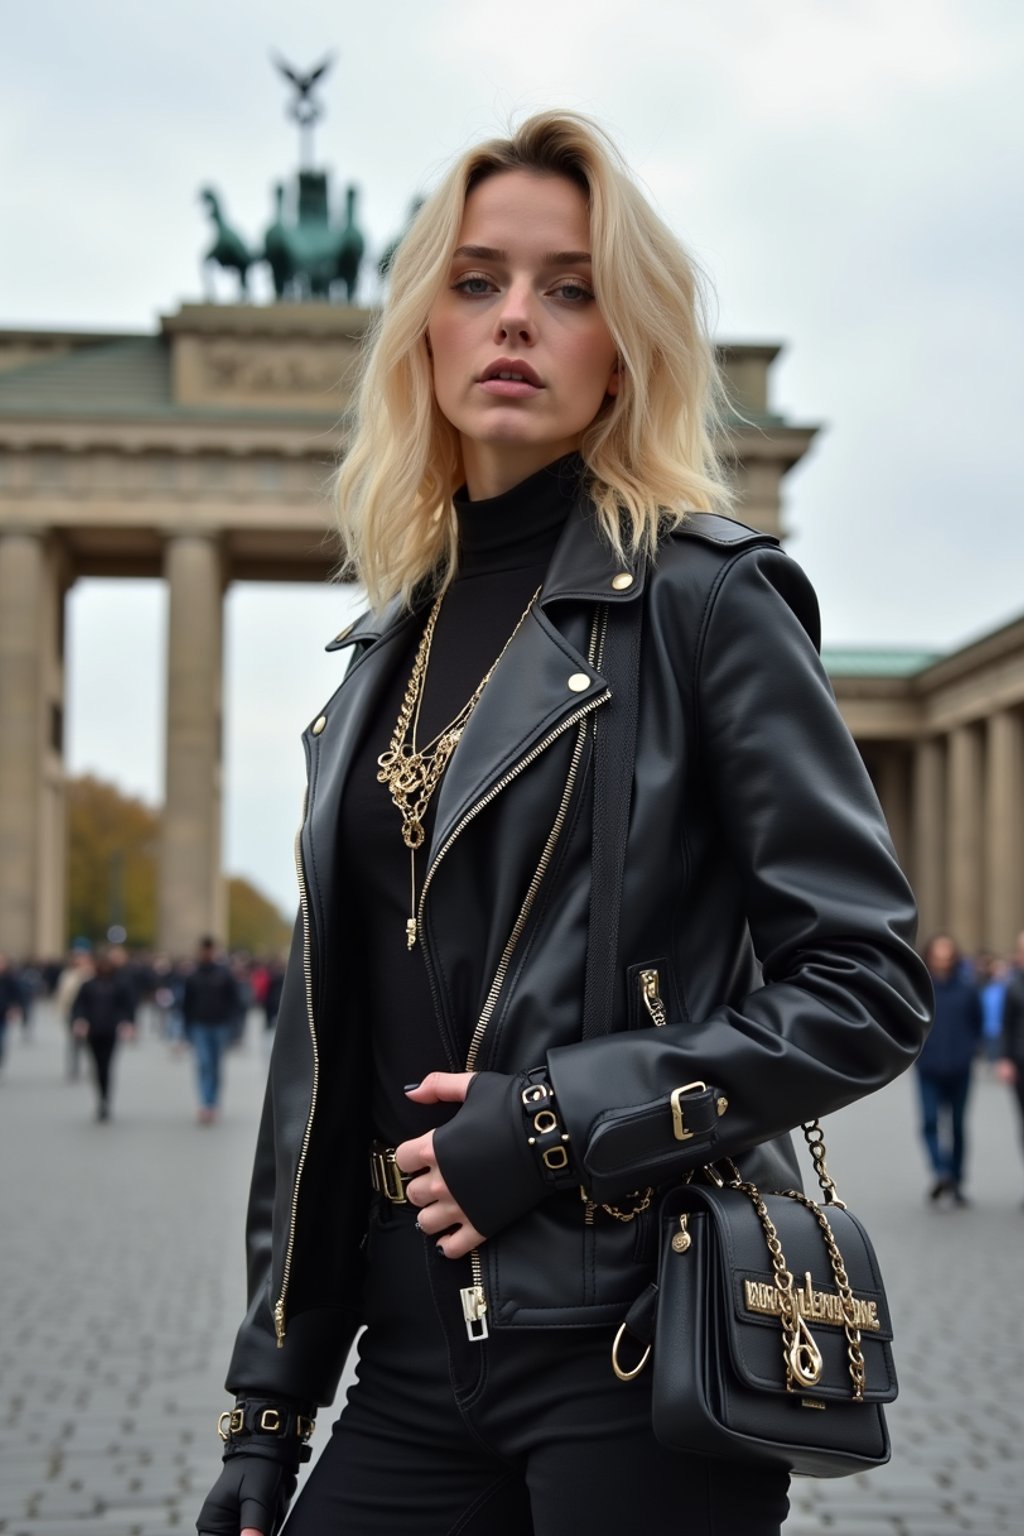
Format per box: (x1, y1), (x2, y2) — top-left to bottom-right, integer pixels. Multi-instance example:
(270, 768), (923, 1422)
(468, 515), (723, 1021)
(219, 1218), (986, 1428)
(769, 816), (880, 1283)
(546, 545), (934, 1201)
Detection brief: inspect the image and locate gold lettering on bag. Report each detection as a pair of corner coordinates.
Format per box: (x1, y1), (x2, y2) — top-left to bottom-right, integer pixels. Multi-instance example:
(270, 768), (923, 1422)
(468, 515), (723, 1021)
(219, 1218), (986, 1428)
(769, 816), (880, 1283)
(743, 1274), (880, 1332)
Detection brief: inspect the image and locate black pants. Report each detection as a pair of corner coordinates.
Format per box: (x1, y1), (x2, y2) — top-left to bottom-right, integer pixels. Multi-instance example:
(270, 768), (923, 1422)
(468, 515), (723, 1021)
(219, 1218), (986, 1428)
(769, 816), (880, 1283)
(86, 1030), (117, 1107)
(1010, 1070), (1024, 1166)
(284, 1199), (789, 1536)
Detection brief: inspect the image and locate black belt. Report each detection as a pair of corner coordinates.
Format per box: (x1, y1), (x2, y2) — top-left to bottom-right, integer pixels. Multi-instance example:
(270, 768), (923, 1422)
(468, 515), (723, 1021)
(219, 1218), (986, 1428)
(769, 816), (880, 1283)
(370, 1141), (411, 1204)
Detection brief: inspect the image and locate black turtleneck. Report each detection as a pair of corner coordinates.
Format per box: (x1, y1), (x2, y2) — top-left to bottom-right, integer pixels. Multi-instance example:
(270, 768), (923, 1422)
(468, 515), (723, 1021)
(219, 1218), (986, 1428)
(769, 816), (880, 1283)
(339, 454), (582, 1147)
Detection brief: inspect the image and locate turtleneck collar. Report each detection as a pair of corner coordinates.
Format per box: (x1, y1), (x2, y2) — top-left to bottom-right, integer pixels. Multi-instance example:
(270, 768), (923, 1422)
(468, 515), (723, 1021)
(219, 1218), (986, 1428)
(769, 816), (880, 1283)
(453, 453), (584, 578)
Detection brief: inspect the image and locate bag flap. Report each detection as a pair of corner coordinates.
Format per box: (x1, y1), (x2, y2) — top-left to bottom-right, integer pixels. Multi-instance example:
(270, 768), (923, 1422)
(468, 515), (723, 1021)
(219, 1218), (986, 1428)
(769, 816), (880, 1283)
(662, 1185), (898, 1405)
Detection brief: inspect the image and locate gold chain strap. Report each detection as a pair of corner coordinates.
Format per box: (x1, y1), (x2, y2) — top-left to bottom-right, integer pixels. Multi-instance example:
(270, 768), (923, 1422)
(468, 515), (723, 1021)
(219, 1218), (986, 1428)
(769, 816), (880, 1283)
(725, 1119), (867, 1402)
(731, 1180), (825, 1392)
(801, 1120), (846, 1208)
(771, 1188), (867, 1401)
(600, 1187), (654, 1223)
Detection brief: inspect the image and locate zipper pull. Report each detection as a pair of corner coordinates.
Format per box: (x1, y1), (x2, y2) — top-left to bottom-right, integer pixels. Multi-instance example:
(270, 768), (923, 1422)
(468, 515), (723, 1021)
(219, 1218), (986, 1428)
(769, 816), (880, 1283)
(639, 968), (668, 1027)
(273, 1296), (286, 1348)
(460, 1285), (489, 1342)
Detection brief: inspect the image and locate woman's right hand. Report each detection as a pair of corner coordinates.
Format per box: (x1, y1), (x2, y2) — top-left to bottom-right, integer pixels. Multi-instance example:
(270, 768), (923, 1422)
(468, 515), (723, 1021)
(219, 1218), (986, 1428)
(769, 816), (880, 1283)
(195, 1454), (297, 1536)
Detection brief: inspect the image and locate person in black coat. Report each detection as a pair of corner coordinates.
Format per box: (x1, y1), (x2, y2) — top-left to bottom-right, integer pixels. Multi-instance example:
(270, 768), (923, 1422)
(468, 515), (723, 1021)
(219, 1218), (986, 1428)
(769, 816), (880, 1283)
(72, 949), (137, 1121)
(996, 930), (1024, 1190)
(0, 954), (25, 1075)
(182, 937), (243, 1124)
(915, 934), (983, 1204)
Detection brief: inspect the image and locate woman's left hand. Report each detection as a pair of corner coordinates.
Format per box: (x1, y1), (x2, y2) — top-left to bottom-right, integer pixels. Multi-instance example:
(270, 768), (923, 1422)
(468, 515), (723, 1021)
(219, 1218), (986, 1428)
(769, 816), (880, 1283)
(396, 1072), (486, 1259)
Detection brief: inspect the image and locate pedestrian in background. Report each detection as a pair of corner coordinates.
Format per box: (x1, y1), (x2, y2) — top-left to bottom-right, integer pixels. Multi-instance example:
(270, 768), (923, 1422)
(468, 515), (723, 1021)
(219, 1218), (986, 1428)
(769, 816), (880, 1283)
(996, 930), (1024, 1198)
(916, 933), (983, 1206)
(71, 947), (137, 1121)
(55, 943), (94, 1080)
(976, 950), (1009, 1063)
(183, 937), (242, 1125)
(0, 954), (25, 1076)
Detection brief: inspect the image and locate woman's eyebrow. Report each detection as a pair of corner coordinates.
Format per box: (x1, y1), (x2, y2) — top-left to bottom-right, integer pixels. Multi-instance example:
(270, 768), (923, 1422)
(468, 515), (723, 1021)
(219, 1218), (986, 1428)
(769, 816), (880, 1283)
(452, 245), (592, 264)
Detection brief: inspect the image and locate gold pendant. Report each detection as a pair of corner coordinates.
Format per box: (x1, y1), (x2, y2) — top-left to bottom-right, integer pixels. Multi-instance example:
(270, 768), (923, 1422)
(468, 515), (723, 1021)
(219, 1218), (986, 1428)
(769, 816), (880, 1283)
(406, 917), (417, 950)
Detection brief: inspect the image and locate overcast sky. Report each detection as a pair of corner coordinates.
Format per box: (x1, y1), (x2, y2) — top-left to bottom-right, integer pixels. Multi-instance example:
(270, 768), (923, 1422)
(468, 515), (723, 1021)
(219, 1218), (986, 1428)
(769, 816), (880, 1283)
(4, 0), (1023, 922)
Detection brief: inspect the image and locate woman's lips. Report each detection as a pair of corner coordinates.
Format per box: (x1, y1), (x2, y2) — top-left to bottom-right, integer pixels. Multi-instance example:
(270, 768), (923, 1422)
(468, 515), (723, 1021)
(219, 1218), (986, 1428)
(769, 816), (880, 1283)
(477, 378), (543, 397)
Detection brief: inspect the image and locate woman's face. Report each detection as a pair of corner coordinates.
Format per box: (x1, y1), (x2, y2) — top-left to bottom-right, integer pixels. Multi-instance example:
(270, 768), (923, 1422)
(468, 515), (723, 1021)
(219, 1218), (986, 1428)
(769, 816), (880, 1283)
(426, 169), (619, 498)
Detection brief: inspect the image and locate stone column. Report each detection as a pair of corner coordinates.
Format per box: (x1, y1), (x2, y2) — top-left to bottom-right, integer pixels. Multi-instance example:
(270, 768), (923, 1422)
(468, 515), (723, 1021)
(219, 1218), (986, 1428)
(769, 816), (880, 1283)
(911, 736), (945, 942)
(985, 708), (1024, 953)
(946, 723), (984, 953)
(158, 535), (226, 956)
(0, 530), (66, 958)
(874, 747), (911, 871)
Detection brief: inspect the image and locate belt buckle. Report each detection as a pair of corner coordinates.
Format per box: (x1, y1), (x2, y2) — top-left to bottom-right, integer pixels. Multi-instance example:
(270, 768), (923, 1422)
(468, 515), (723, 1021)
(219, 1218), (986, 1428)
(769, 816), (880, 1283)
(371, 1146), (408, 1204)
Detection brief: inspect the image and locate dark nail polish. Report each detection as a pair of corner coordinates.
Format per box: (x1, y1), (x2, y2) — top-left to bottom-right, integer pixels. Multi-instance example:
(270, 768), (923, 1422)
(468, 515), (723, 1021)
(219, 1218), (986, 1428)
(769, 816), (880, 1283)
(435, 1243), (446, 1254)
(403, 1081), (421, 1091)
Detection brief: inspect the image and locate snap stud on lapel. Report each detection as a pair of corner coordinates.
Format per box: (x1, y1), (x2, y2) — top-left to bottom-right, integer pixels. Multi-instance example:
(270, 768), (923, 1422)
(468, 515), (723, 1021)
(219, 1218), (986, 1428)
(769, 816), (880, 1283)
(311, 715), (327, 736)
(567, 674), (591, 693)
(611, 572), (634, 591)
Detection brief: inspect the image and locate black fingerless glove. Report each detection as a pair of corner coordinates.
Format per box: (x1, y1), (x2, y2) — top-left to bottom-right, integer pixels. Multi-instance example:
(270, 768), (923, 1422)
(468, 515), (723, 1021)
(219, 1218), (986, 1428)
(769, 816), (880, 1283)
(196, 1397), (315, 1536)
(433, 1070), (582, 1237)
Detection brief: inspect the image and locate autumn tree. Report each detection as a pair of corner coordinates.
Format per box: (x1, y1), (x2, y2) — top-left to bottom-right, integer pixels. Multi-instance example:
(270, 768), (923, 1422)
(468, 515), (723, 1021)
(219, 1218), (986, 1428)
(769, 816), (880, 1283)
(67, 775), (158, 946)
(228, 877), (292, 956)
(66, 774), (290, 954)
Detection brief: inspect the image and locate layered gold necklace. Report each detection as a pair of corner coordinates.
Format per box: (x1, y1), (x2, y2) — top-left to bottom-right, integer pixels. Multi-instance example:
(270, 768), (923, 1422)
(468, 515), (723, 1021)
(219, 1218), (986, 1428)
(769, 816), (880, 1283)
(377, 583), (541, 948)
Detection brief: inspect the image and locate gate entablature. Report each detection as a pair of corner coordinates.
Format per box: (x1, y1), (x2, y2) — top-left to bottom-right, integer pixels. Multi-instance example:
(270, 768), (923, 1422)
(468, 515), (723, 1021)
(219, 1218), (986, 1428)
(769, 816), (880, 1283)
(0, 309), (815, 957)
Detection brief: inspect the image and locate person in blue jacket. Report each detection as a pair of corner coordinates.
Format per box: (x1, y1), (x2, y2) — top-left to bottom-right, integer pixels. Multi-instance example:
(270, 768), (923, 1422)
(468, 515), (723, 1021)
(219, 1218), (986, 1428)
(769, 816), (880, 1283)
(916, 934), (982, 1205)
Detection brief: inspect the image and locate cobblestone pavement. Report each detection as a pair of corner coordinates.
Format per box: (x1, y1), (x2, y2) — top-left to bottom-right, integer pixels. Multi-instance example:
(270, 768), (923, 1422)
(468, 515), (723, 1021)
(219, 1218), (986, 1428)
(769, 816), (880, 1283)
(2, 1004), (1022, 1535)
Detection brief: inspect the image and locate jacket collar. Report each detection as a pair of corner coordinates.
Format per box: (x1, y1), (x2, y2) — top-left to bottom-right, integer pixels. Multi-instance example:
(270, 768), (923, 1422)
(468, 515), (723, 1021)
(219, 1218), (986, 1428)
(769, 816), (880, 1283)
(324, 491), (647, 655)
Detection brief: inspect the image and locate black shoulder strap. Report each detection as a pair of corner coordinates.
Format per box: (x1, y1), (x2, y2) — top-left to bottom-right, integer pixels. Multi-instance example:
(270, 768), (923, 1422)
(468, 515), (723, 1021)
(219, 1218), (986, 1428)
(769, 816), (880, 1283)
(582, 591), (644, 1039)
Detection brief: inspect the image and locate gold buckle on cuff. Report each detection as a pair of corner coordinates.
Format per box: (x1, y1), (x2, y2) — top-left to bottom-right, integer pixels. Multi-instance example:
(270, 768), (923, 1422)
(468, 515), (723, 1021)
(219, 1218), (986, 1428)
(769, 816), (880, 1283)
(670, 1081), (707, 1142)
(370, 1145), (409, 1204)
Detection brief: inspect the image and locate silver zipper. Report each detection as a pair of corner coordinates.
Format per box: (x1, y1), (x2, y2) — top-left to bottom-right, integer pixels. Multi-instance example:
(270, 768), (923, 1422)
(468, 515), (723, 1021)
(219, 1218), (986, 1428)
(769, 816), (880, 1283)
(273, 793), (321, 1348)
(639, 968), (668, 1027)
(460, 1252), (489, 1341)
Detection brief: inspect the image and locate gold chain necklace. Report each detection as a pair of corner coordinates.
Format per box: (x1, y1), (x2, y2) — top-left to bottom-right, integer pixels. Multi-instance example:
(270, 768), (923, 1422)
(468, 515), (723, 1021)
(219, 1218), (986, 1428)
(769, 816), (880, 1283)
(377, 583), (541, 948)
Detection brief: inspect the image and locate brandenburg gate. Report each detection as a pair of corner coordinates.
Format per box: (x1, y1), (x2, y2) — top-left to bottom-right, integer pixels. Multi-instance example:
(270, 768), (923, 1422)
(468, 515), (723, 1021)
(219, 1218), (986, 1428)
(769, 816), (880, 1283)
(1, 307), (1021, 958)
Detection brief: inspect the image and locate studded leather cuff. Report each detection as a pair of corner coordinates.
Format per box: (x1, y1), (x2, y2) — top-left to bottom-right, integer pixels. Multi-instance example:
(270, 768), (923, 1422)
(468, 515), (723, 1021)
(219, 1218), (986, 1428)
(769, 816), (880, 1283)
(217, 1398), (316, 1466)
(520, 1069), (579, 1192)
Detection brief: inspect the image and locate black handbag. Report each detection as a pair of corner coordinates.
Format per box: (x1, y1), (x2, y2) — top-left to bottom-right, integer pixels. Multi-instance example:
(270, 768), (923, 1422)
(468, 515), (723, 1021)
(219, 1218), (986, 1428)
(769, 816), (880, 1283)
(583, 558), (897, 1477)
(611, 1128), (898, 1477)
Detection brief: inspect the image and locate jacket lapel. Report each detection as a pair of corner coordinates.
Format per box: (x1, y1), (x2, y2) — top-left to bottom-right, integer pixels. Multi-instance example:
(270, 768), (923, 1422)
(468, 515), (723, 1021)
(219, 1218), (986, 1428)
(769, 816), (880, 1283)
(426, 603), (608, 862)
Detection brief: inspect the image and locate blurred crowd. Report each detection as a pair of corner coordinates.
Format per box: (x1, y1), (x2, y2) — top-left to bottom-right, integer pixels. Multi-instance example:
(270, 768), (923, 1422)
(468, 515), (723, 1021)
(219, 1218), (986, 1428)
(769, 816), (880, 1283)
(2, 930), (1023, 1208)
(0, 937), (285, 1122)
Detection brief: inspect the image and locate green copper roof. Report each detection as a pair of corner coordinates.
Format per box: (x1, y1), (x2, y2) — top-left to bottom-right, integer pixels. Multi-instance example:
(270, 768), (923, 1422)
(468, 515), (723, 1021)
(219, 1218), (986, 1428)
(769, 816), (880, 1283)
(822, 648), (942, 678)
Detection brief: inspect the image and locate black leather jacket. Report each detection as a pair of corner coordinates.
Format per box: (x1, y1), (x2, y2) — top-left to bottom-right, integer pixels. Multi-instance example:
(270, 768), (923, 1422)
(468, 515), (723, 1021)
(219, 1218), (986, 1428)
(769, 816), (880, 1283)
(225, 504), (932, 1406)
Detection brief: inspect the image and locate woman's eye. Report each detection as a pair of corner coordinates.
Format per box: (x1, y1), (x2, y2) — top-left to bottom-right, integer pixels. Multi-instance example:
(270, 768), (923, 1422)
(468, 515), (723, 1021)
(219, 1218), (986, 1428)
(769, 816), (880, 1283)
(552, 282), (594, 304)
(453, 275), (494, 296)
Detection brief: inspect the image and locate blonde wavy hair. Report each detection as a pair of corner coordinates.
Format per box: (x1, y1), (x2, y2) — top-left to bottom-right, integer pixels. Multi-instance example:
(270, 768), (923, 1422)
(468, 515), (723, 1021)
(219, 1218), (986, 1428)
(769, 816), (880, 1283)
(335, 110), (733, 611)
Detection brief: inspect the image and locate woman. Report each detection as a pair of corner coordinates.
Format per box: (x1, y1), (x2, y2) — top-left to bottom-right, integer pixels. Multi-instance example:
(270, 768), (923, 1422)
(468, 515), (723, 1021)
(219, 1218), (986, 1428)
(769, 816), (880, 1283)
(197, 112), (931, 1536)
(71, 947), (136, 1120)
